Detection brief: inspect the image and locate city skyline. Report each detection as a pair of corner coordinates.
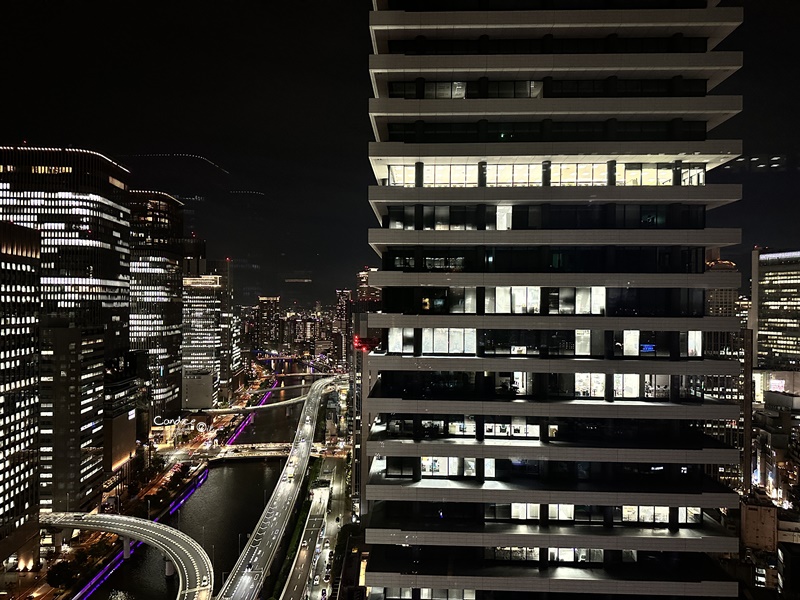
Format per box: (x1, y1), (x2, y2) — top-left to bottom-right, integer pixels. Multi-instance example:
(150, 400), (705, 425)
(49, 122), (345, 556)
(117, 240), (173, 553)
(2, 3), (800, 600)
(1, 1), (799, 300)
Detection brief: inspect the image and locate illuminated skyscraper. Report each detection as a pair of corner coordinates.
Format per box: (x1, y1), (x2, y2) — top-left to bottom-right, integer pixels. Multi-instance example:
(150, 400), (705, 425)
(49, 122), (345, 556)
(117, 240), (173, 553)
(362, 3), (743, 599)
(257, 295), (281, 351)
(334, 289), (352, 362)
(0, 146), (131, 513)
(182, 275), (223, 407)
(751, 248), (800, 370)
(0, 222), (40, 567)
(703, 259), (744, 489)
(208, 258), (244, 401)
(129, 190), (184, 422)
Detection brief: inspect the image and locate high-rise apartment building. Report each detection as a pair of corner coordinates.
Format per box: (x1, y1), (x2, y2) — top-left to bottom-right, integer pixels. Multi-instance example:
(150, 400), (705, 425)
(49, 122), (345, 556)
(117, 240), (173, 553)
(0, 222), (40, 568)
(334, 289), (352, 363)
(129, 190), (184, 423)
(180, 245), (243, 402)
(257, 295), (281, 351)
(351, 270), (383, 515)
(230, 310), (243, 385)
(208, 258), (244, 401)
(751, 249), (800, 370)
(362, 4), (743, 599)
(704, 259), (744, 489)
(182, 275), (223, 407)
(336, 289), (352, 322)
(0, 146), (132, 513)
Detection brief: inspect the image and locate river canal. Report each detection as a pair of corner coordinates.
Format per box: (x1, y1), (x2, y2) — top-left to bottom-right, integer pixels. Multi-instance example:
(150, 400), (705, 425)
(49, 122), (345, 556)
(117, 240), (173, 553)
(90, 360), (308, 599)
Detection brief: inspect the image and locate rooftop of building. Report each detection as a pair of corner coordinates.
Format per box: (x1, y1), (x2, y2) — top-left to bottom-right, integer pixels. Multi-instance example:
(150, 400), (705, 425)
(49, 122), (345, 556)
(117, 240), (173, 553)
(0, 145), (130, 172)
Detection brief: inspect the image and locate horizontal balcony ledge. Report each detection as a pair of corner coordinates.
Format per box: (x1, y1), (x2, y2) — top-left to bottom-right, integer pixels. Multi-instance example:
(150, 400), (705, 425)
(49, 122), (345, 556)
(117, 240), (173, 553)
(368, 184), (743, 212)
(368, 426), (731, 449)
(370, 96), (741, 112)
(368, 228), (740, 250)
(367, 314), (741, 332)
(365, 480), (740, 509)
(364, 543), (736, 593)
(368, 139), (742, 166)
(367, 530), (738, 554)
(365, 520), (738, 553)
(369, 53), (742, 91)
(365, 438), (738, 465)
(369, 52), (743, 73)
(368, 271), (741, 289)
(369, 7), (743, 32)
(366, 355), (742, 377)
(363, 396), (741, 421)
(369, 97), (741, 136)
(363, 571), (738, 597)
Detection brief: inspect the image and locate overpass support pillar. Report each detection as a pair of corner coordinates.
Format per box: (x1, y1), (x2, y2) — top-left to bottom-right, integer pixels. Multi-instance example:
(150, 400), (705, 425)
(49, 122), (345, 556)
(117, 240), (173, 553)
(123, 536), (131, 559)
(165, 558), (175, 577)
(53, 531), (63, 551)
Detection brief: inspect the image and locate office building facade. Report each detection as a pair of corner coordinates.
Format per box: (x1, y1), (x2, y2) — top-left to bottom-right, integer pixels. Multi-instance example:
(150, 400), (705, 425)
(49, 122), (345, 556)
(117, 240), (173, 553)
(751, 249), (800, 370)
(182, 275), (223, 407)
(362, 3), (743, 599)
(0, 222), (40, 567)
(208, 258), (244, 402)
(0, 146), (131, 513)
(703, 259), (745, 489)
(129, 190), (184, 423)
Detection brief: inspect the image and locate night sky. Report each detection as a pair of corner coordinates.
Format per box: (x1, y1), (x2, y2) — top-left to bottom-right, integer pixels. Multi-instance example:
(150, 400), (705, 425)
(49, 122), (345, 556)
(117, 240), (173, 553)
(2, 1), (798, 301)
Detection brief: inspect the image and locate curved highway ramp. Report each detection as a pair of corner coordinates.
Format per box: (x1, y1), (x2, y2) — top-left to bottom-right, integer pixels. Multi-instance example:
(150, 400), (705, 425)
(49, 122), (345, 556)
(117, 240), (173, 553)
(41, 512), (213, 600)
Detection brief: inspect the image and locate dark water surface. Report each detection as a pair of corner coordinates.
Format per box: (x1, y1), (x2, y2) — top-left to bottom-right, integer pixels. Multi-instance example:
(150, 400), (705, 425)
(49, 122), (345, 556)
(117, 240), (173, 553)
(91, 361), (308, 599)
(90, 460), (279, 600)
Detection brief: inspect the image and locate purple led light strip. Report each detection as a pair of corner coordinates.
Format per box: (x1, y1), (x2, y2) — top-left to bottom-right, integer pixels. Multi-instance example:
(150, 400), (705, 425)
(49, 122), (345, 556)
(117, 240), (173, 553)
(227, 378), (279, 444)
(77, 467), (210, 598)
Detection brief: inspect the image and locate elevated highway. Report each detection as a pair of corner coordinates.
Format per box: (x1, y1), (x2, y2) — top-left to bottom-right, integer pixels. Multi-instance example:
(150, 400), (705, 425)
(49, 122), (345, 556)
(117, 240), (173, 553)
(203, 383), (335, 416)
(273, 372), (331, 378)
(203, 394), (308, 416)
(41, 512), (213, 600)
(216, 376), (334, 600)
(243, 383), (311, 395)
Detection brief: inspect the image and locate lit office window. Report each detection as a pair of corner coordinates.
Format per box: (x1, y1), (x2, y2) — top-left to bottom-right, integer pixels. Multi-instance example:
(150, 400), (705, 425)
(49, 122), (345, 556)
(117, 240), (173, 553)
(623, 330), (640, 356)
(496, 206), (512, 230)
(575, 330), (591, 356)
(688, 330), (703, 357)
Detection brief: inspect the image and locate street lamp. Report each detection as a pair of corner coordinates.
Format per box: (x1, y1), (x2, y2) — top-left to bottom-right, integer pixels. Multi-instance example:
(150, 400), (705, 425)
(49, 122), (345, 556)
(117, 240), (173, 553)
(147, 499), (151, 520)
(238, 532), (244, 555)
